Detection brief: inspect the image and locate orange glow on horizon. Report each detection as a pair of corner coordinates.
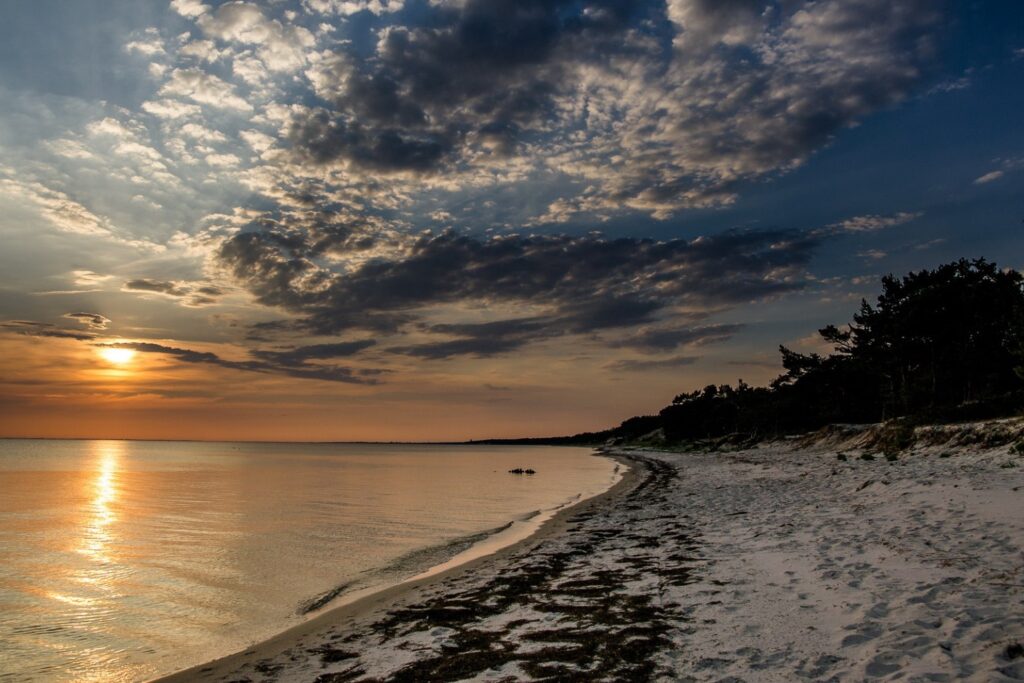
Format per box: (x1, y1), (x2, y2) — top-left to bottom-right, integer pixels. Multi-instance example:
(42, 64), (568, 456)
(0, 332), (781, 442)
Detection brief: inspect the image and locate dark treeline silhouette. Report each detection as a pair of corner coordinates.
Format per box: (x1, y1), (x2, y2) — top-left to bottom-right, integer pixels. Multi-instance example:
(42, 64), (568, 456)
(475, 259), (1024, 446)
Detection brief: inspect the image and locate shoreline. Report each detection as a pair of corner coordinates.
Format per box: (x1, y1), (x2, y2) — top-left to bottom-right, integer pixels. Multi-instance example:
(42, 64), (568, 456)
(155, 420), (1024, 681)
(153, 450), (644, 683)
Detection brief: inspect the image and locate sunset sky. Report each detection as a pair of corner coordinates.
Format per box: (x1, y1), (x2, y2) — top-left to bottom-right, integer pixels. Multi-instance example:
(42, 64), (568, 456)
(1, 0), (1022, 441)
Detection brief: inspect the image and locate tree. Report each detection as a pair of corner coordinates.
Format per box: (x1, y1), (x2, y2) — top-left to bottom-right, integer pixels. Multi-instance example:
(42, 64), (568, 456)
(623, 258), (1024, 445)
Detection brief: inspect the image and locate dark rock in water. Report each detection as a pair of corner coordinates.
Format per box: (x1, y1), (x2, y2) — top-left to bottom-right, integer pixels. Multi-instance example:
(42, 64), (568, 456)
(508, 468), (537, 475)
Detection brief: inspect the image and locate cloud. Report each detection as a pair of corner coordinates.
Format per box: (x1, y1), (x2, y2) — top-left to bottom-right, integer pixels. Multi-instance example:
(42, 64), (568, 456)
(194, 2), (316, 72)
(178, 39), (225, 63)
(972, 157), (1023, 186)
(1, 320), (96, 341)
(123, 0), (945, 234)
(142, 99), (203, 119)
(6, 314), (379, 385)
(287, 109), (452, 173)
(98, 341), (380, 384)
(0, 175), (163, 251)
(171, 0), (209, 18)
(288, 0), (649, 176)
(122, 278), (225, 306)
(240, 129), (276, 153)
(251, 339), (376, 365)
(159, 68), (252, 111)
(64, 312), (111, 330)
(304, 0), (405, 15)
(914, 238), (945, 251)
(927, 75), (971, 96)
(277, 0), (942, 217)
(178, 123), (227, 143)
(390, 318), (550, 359)
(606, 355), (699, 373)
(1, 1), (956, 380)
(610, 323), (744, 352)
(123, 278), (191, 297)
(72, 270), (114, 287)
(125, 29), (166, 57)
(827, 211), (922, 233)
(974, 170), (1005, 185)
(46, 139), (96, 160)
(205, 153), (241, 167)
(217, 222), (817, 356)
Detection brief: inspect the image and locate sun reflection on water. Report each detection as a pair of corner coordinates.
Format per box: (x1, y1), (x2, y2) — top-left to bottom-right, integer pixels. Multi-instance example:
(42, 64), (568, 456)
(80, 441), (123, 566)
(51, 441), (135, 680)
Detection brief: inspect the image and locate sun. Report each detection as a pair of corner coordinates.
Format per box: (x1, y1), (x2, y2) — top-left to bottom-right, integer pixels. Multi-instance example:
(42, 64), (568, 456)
(98, 347), (136, 365)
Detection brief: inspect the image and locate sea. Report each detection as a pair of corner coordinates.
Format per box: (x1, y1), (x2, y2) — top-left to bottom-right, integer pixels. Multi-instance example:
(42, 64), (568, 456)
(0, 439), (620, 682)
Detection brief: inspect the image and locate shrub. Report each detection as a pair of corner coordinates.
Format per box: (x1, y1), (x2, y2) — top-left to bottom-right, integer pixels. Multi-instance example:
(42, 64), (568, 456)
(878, 422), (916, 457)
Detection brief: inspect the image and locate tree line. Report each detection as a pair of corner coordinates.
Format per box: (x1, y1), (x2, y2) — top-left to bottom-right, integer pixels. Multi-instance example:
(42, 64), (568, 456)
(478, 259), (1024, 446)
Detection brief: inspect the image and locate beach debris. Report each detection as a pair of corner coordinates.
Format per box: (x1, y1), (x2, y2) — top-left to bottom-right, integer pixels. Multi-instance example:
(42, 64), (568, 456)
(508, 468), (536, 475)
(309, 646), (359, 664)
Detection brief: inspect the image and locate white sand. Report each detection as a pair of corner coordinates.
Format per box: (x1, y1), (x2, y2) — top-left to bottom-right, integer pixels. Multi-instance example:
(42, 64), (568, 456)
(658, 421), (1024, 681)
(156, 420), (1024, 682)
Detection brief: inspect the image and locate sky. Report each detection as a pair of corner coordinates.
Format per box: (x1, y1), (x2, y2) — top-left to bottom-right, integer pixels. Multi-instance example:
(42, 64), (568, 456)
(0, 0), (1021, 441)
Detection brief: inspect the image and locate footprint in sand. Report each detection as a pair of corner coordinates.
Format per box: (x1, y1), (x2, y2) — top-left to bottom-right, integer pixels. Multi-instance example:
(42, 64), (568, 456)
(841, 622), (883, 647)
(864, 650), (903, 676)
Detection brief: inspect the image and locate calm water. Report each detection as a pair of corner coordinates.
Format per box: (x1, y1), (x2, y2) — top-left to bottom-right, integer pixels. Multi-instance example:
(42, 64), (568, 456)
(0, 440), (619, 682)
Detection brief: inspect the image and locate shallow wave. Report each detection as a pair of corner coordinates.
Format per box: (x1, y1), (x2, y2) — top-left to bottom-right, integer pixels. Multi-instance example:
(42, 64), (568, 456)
(296, 515), (536, 615)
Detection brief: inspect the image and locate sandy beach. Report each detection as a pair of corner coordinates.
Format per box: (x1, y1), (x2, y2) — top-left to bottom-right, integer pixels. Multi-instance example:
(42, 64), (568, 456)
(157, 420), (1024, 682)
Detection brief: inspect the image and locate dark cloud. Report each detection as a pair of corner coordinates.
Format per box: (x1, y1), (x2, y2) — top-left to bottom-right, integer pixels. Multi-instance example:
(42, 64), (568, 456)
(63, 312), (111, 330)
(123, 278), (190, 297)
(292, 0), (660, 173)
(285, 0), (941, 214)
(391, 317), (550, 359)
(99, 341), (380, 385)
(606, 355), (699, 372)
(391, 336), (528, 360)
(123, 278), (225, 307)
(1, 320), (96, 341)
(289, 110), (452, 172)
(218, 223), (816, 357)
(111, 341), (220, 364)
(251, 339), (376, 365)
